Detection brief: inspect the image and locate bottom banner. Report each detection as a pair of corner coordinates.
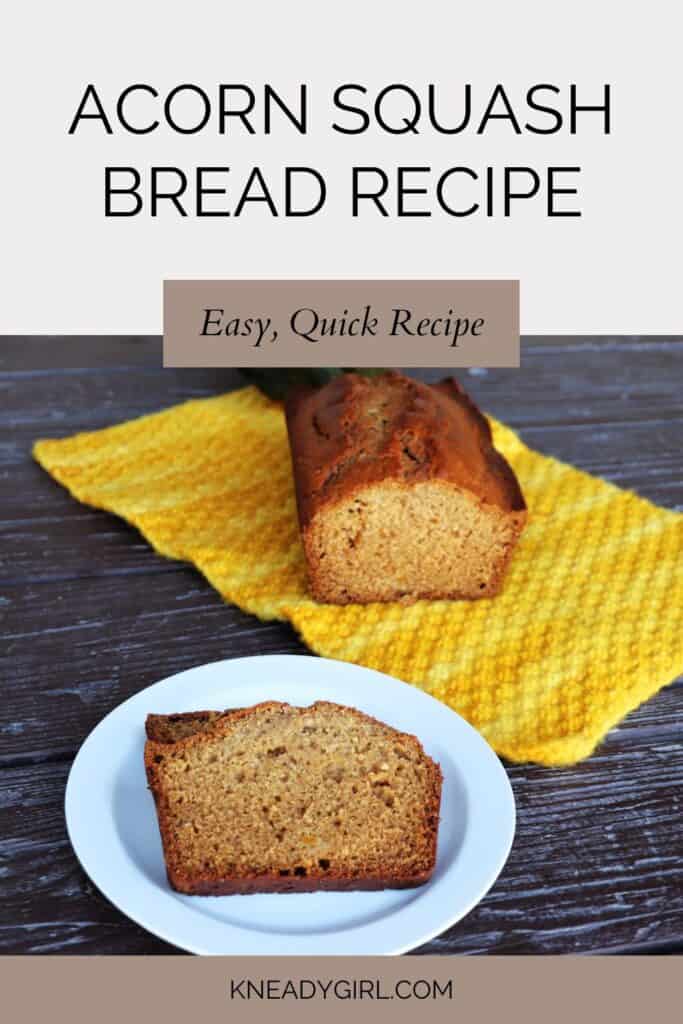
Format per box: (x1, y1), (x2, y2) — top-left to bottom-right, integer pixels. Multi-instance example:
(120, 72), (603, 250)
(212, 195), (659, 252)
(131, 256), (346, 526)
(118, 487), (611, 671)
(2, 956), (676, 1024)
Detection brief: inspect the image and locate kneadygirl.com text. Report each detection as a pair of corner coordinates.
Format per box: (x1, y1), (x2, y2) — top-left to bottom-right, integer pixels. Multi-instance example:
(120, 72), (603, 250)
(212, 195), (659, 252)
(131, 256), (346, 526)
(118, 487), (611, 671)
(228, 977), (454, 1001)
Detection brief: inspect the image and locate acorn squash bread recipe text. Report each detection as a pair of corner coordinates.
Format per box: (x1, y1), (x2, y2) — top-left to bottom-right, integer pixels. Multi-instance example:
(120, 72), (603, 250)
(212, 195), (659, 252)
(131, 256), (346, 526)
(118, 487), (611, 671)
(67, 82), (612, 219)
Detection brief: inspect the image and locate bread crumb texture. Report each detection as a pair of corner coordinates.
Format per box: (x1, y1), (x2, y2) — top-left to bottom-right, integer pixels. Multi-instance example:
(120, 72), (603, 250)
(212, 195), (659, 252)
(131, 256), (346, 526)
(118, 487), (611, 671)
(34, 386), (683, 766)
(145, 702), (442, 894)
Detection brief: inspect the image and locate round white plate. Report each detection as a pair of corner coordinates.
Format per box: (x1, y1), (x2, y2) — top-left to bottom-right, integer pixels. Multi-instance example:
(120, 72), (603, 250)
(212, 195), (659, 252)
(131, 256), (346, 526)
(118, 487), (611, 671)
(65, 654), (515, 955)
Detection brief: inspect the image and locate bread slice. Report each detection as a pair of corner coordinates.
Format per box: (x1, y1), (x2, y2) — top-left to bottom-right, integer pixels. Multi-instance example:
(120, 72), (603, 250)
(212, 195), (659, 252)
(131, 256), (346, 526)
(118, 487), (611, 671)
(145, 701), (442, 895)
(285, 371), (527, 604)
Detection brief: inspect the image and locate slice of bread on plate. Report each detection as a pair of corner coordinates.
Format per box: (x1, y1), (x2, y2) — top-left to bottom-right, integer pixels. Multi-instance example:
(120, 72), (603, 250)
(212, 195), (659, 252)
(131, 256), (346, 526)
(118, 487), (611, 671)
(145, 700), (442, 895)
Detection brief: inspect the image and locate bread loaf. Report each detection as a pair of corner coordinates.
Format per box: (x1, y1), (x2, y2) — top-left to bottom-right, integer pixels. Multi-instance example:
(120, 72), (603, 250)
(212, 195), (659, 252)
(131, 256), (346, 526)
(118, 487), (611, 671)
(145, 700), (442, 895)
(285, 371), (527, 604)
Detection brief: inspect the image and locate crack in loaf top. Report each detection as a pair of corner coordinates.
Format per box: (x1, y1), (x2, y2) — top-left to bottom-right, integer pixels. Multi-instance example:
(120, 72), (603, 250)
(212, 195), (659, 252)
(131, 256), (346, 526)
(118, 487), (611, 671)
(285, 372), (526, 528)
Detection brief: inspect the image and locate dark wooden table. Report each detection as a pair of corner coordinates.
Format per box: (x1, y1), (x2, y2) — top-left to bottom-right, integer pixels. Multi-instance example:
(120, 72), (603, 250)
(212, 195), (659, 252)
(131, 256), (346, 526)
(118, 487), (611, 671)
(1, 336), (682, 955)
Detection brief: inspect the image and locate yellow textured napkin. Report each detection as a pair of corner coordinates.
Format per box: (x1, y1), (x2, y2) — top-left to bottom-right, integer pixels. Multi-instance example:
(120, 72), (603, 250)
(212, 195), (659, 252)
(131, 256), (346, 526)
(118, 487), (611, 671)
(34, 387), (683, 766)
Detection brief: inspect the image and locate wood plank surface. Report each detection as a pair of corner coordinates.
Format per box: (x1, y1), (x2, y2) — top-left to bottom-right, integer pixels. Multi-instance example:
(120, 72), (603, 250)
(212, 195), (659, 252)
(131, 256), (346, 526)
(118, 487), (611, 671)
(1, 335), (681, 955)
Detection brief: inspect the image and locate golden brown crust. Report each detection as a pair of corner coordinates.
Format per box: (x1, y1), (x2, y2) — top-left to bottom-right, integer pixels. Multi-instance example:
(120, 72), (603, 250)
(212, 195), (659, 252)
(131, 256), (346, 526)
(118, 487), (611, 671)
(432, 377), (526, 512)
(145, 710), (237, 743)
(161, 868), (435, 896)
(145, 701), (442, 896)
(285, 371), (526, 530)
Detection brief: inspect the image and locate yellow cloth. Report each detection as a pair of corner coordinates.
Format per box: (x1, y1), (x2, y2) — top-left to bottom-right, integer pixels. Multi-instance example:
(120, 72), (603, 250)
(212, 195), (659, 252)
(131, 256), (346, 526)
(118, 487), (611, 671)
(34, 387), (683, 766)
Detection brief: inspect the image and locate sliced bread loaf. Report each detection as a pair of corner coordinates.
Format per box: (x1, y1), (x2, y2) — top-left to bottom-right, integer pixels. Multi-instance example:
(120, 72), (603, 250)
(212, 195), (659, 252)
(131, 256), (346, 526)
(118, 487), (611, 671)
(285, 371), (527, 603)
(145, 700), (442, 895)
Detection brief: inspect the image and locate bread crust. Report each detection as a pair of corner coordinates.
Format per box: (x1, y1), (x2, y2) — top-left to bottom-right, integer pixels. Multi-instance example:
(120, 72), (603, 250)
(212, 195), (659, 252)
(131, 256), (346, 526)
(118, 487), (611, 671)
(145, 710), (237, 743)
(285, 371), (526, 529)
(145, 701), (442, 896)
(158, 869), (435, 896)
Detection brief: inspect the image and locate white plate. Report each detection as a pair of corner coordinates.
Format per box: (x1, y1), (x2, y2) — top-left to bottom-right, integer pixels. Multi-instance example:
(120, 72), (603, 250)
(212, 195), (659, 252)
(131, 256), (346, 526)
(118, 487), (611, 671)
(65, 654), (515, 955)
